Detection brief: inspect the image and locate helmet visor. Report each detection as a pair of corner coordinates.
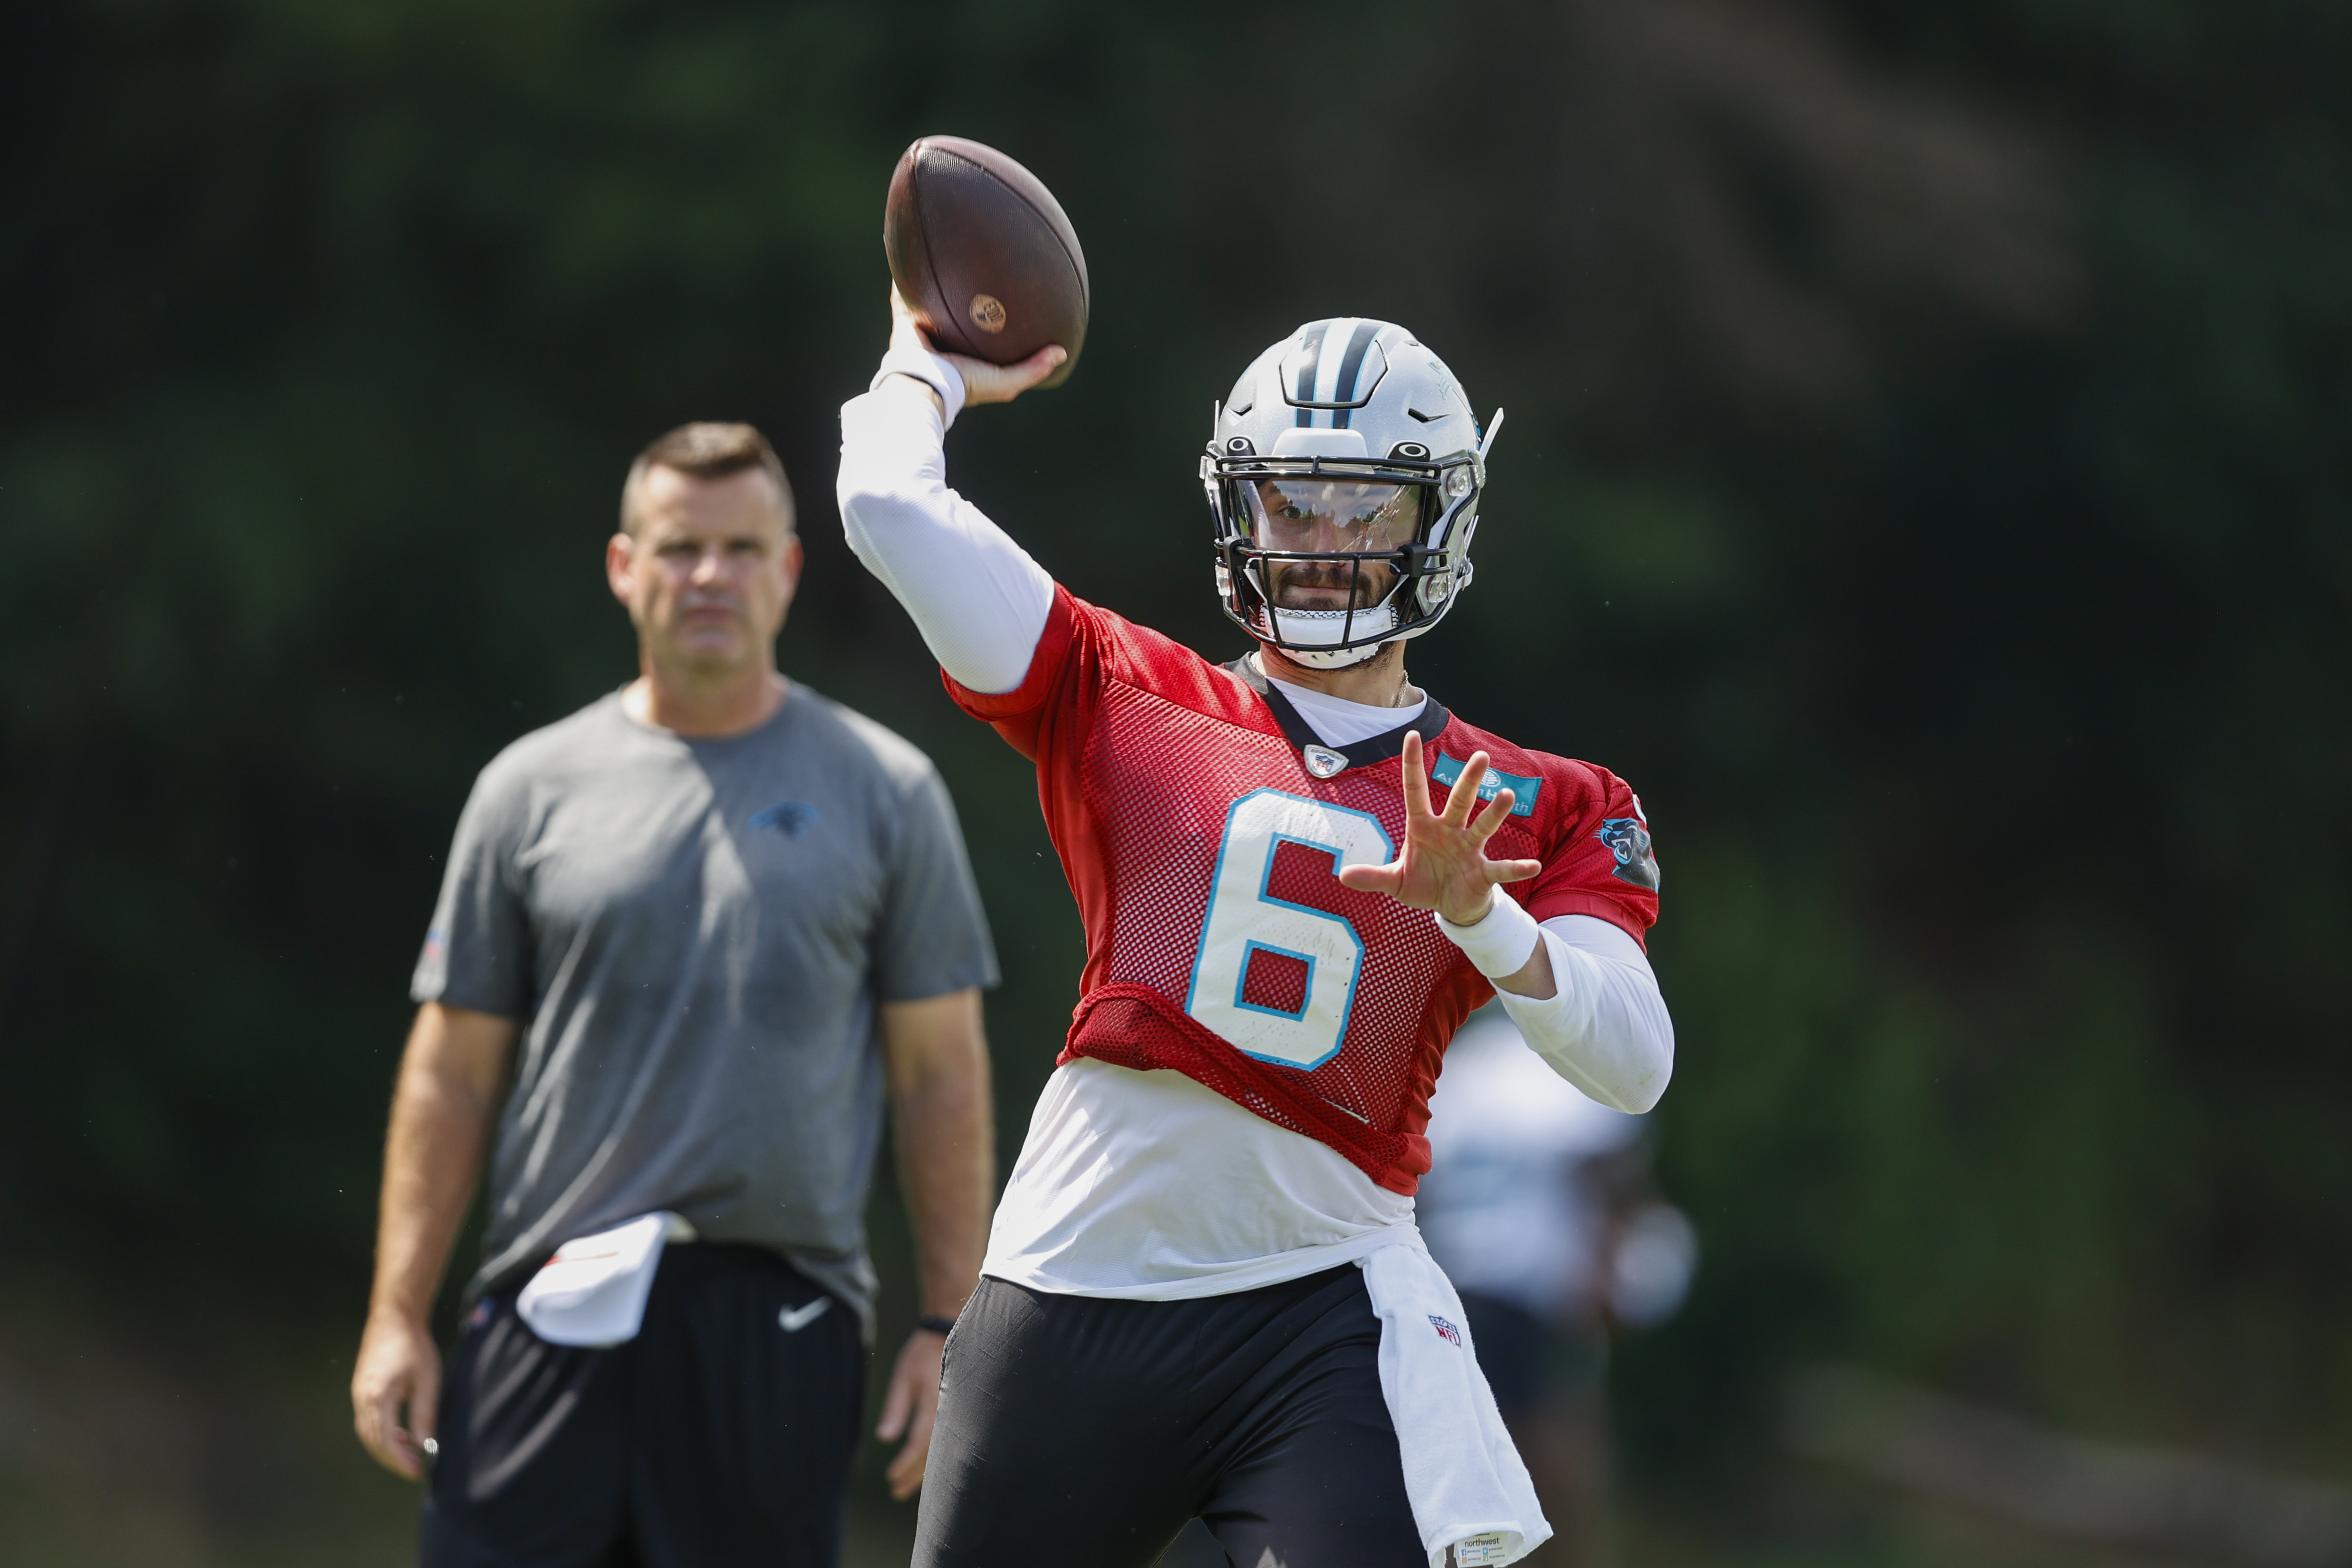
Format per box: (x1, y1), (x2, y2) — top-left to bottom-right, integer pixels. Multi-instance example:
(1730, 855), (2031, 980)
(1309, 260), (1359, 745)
(1238, 477), (1423, 555)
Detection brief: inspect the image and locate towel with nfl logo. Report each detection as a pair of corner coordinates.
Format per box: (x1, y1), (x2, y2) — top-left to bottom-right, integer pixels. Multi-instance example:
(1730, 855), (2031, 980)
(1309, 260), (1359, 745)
(1359, 1239), (1552, 1567)
(515, 1211), (698, 1347)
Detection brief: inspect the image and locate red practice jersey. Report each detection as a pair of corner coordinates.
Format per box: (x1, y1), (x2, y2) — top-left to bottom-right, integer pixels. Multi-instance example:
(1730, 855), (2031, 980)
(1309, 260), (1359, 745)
(949, 588), (1660, 1194)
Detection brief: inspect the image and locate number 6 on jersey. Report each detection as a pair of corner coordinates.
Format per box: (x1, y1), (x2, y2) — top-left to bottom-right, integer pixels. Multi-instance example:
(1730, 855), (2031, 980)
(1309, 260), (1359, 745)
(1184, 789), (1393, 1070)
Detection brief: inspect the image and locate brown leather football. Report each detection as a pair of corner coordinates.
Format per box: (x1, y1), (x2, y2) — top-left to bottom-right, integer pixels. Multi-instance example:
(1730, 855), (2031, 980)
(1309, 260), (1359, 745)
(885, 136), (1088, 389)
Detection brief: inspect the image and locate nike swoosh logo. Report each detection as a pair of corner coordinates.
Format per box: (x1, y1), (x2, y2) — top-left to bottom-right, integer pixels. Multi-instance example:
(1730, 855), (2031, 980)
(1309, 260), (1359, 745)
(777, 1297), (833, 1333)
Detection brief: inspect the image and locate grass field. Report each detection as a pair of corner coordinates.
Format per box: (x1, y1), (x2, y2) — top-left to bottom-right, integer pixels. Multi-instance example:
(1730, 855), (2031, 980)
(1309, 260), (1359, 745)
(6, 1216), (2307, 1568)
(0, 1279), (929, 1568)
(0, 1278), (2235, 1568)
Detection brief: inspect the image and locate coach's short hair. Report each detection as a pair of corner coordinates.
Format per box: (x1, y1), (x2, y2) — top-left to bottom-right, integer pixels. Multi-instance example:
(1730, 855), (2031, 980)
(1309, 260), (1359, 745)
(621, 422), (796, 535)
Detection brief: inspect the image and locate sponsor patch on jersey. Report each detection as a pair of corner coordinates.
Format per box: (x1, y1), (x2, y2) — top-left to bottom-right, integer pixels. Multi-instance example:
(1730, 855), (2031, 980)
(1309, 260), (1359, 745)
(1595, 817), (1660, 891)
(1428, 1313), (1463, 1347)
(1430, 752), (1539, 816)
(748, 800), (818, 837)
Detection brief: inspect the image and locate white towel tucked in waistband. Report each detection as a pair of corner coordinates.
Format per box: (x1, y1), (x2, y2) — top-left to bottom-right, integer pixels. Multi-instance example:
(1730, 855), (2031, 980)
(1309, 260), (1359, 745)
(1358, 1237), (1552, 1568)
(516, 1211), (698, 1348)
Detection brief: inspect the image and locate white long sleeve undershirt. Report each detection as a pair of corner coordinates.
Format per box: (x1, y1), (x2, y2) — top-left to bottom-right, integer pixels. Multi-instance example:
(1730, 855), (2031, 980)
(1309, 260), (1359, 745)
(837, 377), (1675, 1292)
(838, 379), (1054, 695)
(1496, 920), (1674, 1114)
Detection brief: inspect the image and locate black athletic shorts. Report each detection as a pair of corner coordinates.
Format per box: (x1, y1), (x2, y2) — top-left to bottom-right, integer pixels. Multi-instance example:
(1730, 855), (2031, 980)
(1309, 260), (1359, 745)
(419, 1242), (863, 1568)
(914, 1264), (1422, 1568)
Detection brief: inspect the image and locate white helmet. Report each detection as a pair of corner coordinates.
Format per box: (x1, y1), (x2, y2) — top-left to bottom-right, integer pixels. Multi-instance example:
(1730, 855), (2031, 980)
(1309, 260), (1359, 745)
(1202, 318), (1501, 668)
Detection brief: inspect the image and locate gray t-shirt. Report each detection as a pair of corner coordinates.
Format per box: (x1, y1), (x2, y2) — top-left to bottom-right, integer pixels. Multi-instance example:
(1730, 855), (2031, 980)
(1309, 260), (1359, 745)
(412, 685), (997, 1338)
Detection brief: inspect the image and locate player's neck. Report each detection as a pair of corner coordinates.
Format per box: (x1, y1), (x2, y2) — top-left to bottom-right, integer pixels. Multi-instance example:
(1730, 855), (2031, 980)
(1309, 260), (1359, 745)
(1255, 643), (1414, 708)
(626, 659), (788, 738)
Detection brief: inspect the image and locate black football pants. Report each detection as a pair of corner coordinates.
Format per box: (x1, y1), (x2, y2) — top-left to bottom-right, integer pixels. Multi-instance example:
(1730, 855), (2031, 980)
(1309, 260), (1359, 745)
(419, 1243), (863, 1568)
(913, 1264), (1423, 1568)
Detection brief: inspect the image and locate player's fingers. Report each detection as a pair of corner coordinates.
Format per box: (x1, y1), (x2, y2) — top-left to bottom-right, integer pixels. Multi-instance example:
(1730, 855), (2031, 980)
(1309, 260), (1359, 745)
(1003, 345), (1068, 395)
(887, 285), (937, 354)
(886, 1390), (940, 1500)
(351, 1384), (379, 1457)
(1471, 789), (1515, 844)
(1400, 732), (1432, 819)
(368, 1379), (419, 1479)
(409, 1366), (441, 1450)
(963, 345), (1067, 406)
(1442, 752), (1490, 827)
(875, 1356), (917, 1441)
(1485, 858), (1544, 884)
(884, 1420), (930, 1499)
(1336, 861), (1405, 894)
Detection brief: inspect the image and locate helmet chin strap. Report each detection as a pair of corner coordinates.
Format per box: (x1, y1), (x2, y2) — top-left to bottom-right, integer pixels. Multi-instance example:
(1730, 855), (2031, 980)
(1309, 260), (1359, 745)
(1253, 599), (1402, 668)
(1262, 637), (1391, 672)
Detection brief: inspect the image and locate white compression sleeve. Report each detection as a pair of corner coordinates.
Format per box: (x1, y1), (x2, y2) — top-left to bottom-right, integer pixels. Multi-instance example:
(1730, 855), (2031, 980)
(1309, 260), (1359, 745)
(1485, 913), (1674, 1114)
(836, 378), (1056, 696)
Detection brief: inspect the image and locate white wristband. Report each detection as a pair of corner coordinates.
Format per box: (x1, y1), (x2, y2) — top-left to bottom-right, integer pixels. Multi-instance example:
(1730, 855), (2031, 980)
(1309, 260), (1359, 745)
(1434, 888), (1542, 979)
(871, 345), (967, 428)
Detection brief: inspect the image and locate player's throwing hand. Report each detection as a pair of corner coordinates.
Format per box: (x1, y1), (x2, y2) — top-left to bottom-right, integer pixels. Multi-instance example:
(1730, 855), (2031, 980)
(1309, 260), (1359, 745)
(888, 285), (1064, 406)
(1337, 731), (1544, 925)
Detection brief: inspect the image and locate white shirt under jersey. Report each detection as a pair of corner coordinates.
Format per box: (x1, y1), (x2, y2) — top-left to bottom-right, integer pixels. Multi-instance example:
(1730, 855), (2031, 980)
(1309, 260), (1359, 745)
(837, 369), (1675, 1300)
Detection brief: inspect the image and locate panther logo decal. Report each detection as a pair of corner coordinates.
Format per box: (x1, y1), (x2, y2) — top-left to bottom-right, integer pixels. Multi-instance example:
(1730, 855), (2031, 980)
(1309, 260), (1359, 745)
(1595, 817), (1659, 892)
(749, 800), (819, 837)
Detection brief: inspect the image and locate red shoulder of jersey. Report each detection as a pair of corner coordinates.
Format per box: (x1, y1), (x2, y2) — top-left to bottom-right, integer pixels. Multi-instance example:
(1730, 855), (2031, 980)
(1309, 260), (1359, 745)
(1428, 713), (1660, 950)
(942, 585), (1255, 753)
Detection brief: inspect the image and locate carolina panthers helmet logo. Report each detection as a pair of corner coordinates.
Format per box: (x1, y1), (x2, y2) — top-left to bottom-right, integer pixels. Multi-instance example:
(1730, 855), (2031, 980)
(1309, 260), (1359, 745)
(1595, 817), (1659, 891)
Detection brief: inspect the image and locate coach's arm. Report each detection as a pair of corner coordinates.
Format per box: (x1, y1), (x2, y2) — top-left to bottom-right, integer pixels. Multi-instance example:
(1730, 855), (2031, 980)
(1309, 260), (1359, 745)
(352, 1002), (519, 1479)
(875, 986), (994, 1500)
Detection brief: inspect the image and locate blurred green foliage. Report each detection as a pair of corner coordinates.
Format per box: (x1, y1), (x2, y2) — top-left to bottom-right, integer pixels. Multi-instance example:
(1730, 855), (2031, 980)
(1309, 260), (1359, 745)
(3, 0), (2348, 1548)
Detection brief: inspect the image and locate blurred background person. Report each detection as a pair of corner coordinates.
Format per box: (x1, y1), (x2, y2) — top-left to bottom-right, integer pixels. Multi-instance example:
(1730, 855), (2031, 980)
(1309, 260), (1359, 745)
(349, 423), (999, 1567)
(1418, 1008), (1697, 1568)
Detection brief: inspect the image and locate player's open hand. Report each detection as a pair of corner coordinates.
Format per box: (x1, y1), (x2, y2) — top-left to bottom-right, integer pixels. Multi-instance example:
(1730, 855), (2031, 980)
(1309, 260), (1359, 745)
(1338, 732), (1541, 926)
(876, 1324), (948, 1500)
(889, 285), (1064, 406)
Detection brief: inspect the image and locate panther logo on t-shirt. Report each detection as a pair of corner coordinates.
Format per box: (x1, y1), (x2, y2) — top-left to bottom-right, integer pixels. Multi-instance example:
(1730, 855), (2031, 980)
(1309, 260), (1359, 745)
(748, 801), (819, 838)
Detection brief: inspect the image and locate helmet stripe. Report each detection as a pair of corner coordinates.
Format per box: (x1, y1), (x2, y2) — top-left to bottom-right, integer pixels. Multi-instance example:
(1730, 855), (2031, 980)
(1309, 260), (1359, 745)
(1311, 318), (1353, 406)
(1331, 320), (1382, 430)
(1292, 320), (1331, 427)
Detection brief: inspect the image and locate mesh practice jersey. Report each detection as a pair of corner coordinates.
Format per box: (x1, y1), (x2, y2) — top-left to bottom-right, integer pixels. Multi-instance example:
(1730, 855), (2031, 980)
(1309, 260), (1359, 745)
(949, 587), (1659, 1194)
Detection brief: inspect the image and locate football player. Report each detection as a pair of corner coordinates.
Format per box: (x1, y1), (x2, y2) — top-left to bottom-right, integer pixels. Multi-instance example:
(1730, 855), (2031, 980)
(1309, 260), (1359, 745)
(837, 293), (1674, 1568)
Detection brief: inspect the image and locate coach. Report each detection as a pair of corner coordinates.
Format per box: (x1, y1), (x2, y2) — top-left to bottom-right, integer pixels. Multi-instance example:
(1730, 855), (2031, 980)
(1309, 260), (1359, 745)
(351, 422), (999, 1566)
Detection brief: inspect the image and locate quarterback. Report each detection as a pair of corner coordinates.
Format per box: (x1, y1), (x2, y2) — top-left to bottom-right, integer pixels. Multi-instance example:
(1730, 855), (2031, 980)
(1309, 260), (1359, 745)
(837, 294), (1674, 1568)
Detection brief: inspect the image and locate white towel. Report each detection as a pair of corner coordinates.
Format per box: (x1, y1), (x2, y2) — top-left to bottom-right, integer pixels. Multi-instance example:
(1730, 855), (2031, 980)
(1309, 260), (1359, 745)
(516, 1212), (697, 1347)
(1358, 1238), (1552, 1568)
